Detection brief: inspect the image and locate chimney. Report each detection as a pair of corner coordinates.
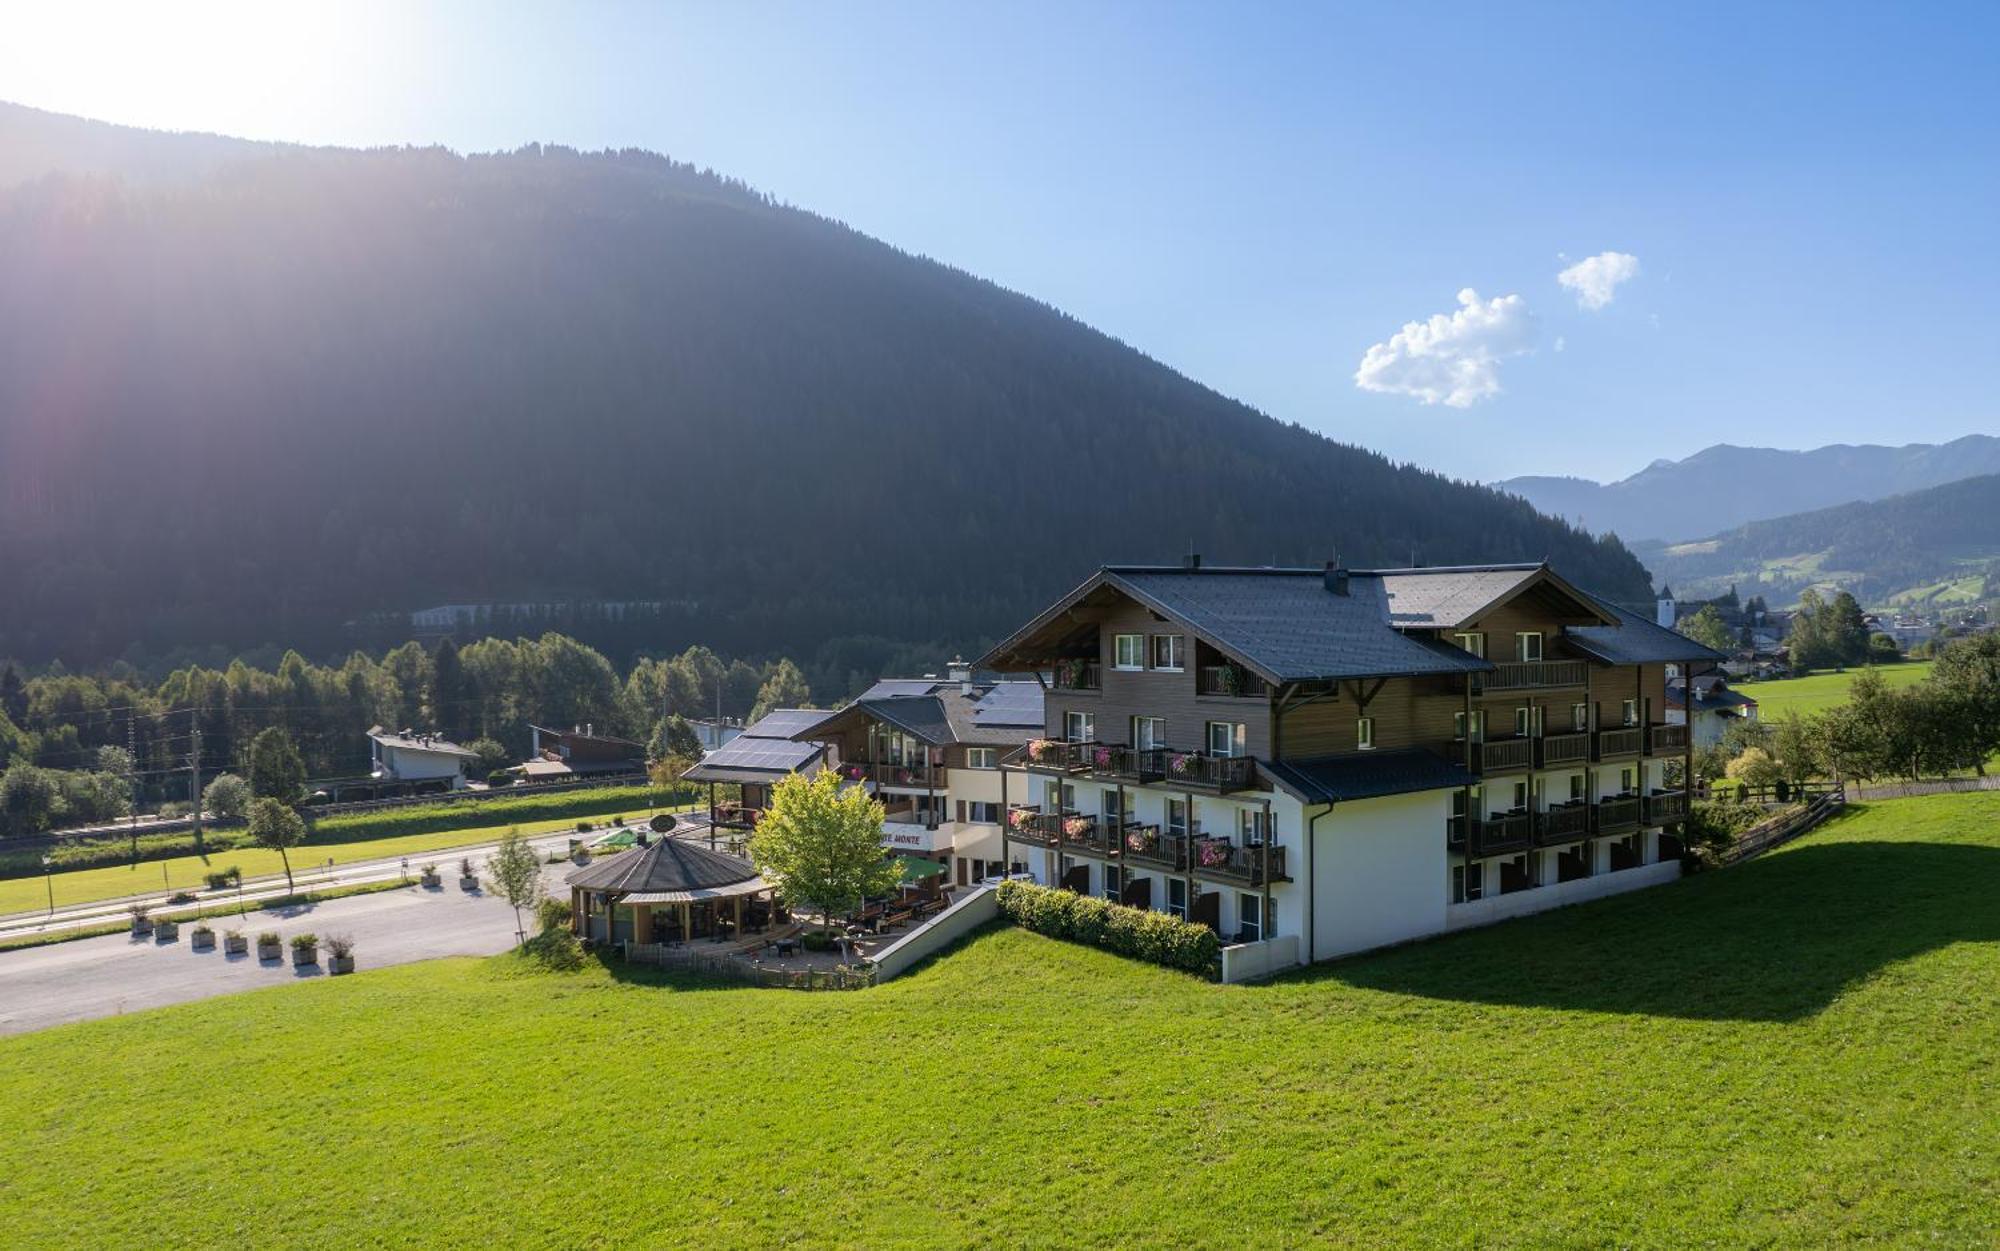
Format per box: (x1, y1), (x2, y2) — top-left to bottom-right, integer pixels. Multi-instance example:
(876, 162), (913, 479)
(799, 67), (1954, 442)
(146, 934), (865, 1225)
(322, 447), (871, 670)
(1184, 551), (1202, 570)
(1324, 561), (1350, 596)
(948, 656), (973, 696)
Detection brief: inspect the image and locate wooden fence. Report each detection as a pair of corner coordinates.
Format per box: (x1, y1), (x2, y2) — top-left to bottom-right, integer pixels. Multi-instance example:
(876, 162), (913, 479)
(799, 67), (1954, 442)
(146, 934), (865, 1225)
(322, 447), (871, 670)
(623, 941), (876, 990)
(1719, 788), (1846, 864)
(1851, 775), (2000, 801)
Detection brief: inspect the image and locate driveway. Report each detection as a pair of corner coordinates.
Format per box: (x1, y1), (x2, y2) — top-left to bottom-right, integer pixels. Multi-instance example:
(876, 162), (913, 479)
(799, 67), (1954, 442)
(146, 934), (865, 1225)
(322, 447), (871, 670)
(0, 863), (569, 1037)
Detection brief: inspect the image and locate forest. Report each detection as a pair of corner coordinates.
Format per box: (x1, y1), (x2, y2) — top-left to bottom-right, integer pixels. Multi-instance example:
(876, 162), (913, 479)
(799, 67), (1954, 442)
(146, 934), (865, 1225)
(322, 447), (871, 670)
(0, 110), (1655, 674)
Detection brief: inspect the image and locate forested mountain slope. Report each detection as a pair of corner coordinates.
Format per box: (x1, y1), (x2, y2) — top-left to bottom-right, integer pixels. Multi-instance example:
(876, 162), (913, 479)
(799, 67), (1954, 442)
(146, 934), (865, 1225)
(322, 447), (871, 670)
(0, 103), (1651, 671)
(1636, 473), (2000, 607)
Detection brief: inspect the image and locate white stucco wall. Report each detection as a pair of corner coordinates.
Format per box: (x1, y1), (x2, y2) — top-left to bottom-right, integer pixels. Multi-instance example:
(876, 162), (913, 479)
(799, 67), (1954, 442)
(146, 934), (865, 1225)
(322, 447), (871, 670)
(1446, 859), (1679, 930)
(1310, 789), (1451, 961)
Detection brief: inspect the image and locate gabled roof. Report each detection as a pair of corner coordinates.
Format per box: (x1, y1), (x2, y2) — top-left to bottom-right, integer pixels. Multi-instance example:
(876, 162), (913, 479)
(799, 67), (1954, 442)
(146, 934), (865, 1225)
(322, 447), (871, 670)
(1568, 597), (1729, 666)
(528, 724), (643, 750)
(682, 707), (828, 784)
(565, 837), (759, 894)
(1377, 564), (1612, 629)
(1262, 748), (1476, 805)
(799, 685), (1039, 749)
(368, 728), (478, 758)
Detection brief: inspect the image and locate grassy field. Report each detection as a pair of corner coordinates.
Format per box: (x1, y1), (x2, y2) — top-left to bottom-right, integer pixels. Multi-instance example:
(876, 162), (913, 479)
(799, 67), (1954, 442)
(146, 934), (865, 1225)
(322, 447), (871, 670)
(1, 795), (1996, 1246)
(0, 801), (691, 917)
(1738, 659), (1933, 718)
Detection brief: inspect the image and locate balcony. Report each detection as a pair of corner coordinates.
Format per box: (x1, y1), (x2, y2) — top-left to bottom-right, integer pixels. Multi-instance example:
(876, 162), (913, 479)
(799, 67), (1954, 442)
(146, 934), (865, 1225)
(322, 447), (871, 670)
(1644, 790), (1689, 825)
(712, 804), (763, 831)
(1088, 744), (1167, 782)
(1647, 723), (1689, 754)
(1472, 812), (1534, 856)
(1005, 806), (1061, 848)
(1051, 659), (1101, 692)
(1594, 794), (1642, 835)
(1055, 813), (1119, 855)
(1017, 739), (1095, 774)
(1196, 664), (1270, 698)
(1120, 824), (1184, 871)
(1190, 837), (1287, 885)
(1596, 727), (1644, 759)
(1480, 659), (1589, 692)
(1163, 751), (1256, 793)
(1479, 737), (1536, 774)
(1533, 803), (1592, 846)
(1540, 731), (1592, 767)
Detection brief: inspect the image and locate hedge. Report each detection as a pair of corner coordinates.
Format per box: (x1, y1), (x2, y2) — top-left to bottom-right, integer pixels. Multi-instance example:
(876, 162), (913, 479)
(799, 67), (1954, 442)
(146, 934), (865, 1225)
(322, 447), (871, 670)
(994, 879), (1220, 976)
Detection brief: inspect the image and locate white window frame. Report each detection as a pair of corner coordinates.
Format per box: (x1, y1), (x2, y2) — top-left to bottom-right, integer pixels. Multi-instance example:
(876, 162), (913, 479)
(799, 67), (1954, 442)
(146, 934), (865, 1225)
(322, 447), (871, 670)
(1237, 892), (1262, 942)
(1064, 710), (1095, 743)
(1517, 632), (1544, 662)
(1569, 774), (1585, 802)
(1356, 716), (1374, 751)
(1166, 798), (1189, 837)
(1620, 766), (1637, 795)
(1238, 808), (1270, 844)
(1452, 862), (1484, 903)
(1205, 720), (1246, 757)
(1150, 634), (1186, 673)
(1454, 709), (1484, 742)
(1113, 633), (1145, 671)
(1131, 715), (1165, 751)
(964, 747), (997, 769)
(1622, 698), (1639, 727)
(1103, 864), (1123, 902)
(1572, 702), (1589, 732)
(1454, 631), (1486, 659)
(1166, 876), (1188, 919)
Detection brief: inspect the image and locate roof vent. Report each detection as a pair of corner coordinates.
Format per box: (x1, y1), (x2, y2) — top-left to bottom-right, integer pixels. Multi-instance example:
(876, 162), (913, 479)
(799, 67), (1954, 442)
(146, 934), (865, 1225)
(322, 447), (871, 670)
(1184, 552), (1202, 571)
(947, 656), (973, 696)
(1324, 561), (1350, 597)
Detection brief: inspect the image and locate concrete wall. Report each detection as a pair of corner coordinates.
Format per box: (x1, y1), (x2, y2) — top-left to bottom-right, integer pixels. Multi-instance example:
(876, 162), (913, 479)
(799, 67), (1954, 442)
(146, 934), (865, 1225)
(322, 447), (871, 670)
(1220, 933), (1301, 983)
(1312, 790), (1450, 960)
(1445, 859), (1679, 931)
(871, 884), (1000, 981)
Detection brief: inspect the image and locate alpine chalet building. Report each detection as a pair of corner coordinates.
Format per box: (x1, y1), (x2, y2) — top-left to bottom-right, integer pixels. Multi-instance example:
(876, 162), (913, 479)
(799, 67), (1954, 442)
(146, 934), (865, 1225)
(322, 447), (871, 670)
(978, 560), (1721, 977)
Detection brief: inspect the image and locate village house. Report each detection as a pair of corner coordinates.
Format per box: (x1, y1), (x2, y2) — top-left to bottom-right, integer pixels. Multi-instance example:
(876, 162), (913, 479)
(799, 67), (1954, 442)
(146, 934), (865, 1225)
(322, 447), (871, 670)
(977, 559), (1725, 978)
(367, 727), (478, 792)
(1665, 673), (1760, 748)
(514, 723), (646, 782)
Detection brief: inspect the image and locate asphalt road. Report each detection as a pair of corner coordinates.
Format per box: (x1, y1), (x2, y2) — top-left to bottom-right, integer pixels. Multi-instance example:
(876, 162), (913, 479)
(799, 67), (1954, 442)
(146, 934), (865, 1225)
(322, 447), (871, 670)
(0, 863), (570, 1037)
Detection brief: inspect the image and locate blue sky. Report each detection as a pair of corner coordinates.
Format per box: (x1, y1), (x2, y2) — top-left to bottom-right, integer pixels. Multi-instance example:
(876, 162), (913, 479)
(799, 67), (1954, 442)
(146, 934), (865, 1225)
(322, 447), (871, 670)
(7, 1), (1998, 482)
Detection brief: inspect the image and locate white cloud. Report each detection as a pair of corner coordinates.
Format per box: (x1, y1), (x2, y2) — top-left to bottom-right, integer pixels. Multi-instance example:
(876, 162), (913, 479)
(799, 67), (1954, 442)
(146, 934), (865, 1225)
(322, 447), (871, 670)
(1353, 288), (1536, 408)
(1557, 251), (1640, 310)
(1554, 335), (1567, 353)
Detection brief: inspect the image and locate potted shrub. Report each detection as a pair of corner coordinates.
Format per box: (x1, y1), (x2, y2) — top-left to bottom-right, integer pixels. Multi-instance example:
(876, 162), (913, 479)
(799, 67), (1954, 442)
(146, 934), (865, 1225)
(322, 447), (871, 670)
(290, 932), (319, 967)
(256, 931), (283, 961)
(569, 838), (590, 865)
(154, 915), (181, 941)
(419, 863), (442, 888)
(459, 857), (480, 891)
(325, 933), (356, 976)
(190, 922), (216, 951)
(223, 928), (249, 956)
(128, 904), (153, 937)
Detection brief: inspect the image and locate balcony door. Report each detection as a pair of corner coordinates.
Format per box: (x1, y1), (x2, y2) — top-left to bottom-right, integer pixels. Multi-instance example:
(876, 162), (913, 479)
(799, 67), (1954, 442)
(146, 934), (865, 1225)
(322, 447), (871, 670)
(1064, 710), (1095, 744)
(1516, 632), (1544, 663)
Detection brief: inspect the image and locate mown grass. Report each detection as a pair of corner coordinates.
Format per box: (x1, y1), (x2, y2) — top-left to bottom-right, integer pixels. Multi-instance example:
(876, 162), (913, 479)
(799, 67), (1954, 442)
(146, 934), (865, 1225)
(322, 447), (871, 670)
(1, 795), (1995, 1247)
(1738, 659), (1932, 718)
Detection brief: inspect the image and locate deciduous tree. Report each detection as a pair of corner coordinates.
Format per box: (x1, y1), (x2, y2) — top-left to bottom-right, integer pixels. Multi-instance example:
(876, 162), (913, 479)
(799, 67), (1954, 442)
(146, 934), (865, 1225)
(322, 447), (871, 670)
(748, 770), (897, 934)
(246, 797), (307, 895)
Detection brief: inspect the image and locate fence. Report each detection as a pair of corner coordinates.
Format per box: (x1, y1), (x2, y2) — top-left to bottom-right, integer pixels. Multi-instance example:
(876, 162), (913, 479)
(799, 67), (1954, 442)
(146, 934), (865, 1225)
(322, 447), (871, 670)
(1851, 775), (2000, 801)
(623, 941), (876, 990)
(1719, 788), (1845, 864)
(307, 772), (657, 818)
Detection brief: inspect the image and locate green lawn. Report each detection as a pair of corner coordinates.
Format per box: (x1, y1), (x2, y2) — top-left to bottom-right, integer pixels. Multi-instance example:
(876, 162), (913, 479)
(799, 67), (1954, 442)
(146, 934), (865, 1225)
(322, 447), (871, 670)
(1738, 659), (1933, 718)
(2, 794), (1996, 1246)
(0, 805), (686, 917)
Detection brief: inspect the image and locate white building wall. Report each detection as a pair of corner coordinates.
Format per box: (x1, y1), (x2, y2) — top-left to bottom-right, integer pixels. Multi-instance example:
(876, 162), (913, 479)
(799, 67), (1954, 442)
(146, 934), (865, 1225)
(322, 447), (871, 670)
(1311, 789), (1451, 961)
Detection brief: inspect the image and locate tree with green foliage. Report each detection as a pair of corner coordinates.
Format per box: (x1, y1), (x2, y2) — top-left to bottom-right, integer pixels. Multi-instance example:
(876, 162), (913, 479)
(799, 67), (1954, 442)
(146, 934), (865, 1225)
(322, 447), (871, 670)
(649, 714), (703, 762)
(485, 828), (544, 944)
(1680, 605), (1735, 653)
(430, 638), (467, 738)
(0, 761), (58, 836)
(202, 773), (251, 820)
(749, 659), (812, 723)
(1724, 747), (1783, 790)
(1930, 632), (2000, 773)
(466, 737), (512, 779)
(748, 770), (896, 934)
(246, 797), (307, 895)
(0, 662), (25, 725)
(246, 727), (306, 804)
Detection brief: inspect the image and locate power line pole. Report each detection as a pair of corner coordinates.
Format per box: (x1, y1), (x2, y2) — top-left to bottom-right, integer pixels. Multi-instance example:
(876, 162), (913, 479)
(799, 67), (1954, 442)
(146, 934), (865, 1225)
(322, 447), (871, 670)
(188, 711), (203, 852)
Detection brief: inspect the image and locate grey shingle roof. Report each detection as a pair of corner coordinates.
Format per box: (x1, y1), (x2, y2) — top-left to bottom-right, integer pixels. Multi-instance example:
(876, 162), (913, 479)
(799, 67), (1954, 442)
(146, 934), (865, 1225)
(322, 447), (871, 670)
(565, 838), (758, 894)
(1377, 567), (1541, 628)
(1105, 569), (1493, 683)
(1568, 597), (1729, 666)
(1262, 748), (1476, 804)
(857, 687), (1039, 749)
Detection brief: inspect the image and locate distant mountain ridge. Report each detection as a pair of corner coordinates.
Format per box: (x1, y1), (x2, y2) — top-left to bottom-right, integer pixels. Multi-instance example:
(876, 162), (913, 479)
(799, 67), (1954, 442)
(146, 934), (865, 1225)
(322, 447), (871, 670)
(1496, 436), (2000, 542)
(0, 102), (1652, 672)
(1635, 472), (2000, 608)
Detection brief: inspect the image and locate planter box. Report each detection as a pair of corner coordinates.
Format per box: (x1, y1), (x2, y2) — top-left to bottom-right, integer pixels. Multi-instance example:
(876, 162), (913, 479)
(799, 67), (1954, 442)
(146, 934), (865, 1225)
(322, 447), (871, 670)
(291, 945), (318, 967)
(329, 955), (356, 976)
(459, 876), (480, 892)
(570, 850), (591, 865)
(153, 921), (180, 941)
(257, 941), (283, 961)
(130, 918), (153, 937)
(224, 935), (249, 956)
(190, 929), (216, 951)
(419, 871), (442, 888)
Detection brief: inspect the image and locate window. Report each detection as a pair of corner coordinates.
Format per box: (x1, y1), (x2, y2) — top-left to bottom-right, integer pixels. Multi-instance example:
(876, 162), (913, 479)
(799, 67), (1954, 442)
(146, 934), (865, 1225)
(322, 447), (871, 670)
(1450, 789), (1468, 818)
(1569, 774), (1585, 802)
(1206, 721), (1246, 757)
(1104, 865), (1124, 902)
(1131, 715), (1166, 750)
(1453, 709), (1484, 742)
(1451, 862), (1485, 904)
(1166, 798), (1189, 837)
(1516, 632), (1544, 662)
(1572, 702), (1589, 732)
(965, 747), (997, 769)
(1150, 634), (1186, 672)
(965, 801), (1000, 824)
(1622, 698), (1639, 727)
(1103, 790), (1124, 823)
(1620, 766), (1637, 795)
(1113, 633), (1145, 670)
(1510, 780), (1529, 811)
(1238, 893), (1263, 942)
(1239, 808), (1270, 844)
(1064, 710), (1095, 743)
(1357, 717), (1374, 751)
(1454, 631), (1486, 658)
(1045, 781), (1073, 811)
(1166, 877), (1188, 919)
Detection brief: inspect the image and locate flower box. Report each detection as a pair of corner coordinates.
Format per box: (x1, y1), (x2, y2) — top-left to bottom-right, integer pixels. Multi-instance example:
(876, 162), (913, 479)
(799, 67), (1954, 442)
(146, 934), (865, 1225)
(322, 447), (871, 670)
(291, 942), (318, 967)
(420, 869), (442, 888)
(224, 934), (249, 956)
(153, 920), (180, 942)
(257, 938), (283, 961)
(130, 916), (153, 937)
(459, 875), (480, 892)
(190, 927), (216, 951)
(328, 955), (356, 976)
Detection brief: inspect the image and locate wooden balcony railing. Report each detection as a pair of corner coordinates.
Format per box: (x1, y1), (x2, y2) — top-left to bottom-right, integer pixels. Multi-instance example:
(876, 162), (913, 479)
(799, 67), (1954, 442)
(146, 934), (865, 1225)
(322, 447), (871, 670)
(1594, 795), (1642, 834)
(1093, 745), (1167, 782)
(1644, 790), (1689, 824)
(1472, 812), (1534, 856)
(1051, 659), (1101, 692)
(1596, 727), (1644, 759)
(1162, 751), (1256, 792)
(1540, 731), (1592, 767)
(1480, 737), (1535, 774)
(1190, 837), (1287, 885)
(1018, 740), (1095, 773)
(1533, 803), (1592, 846)
(1647, 723), (1689, 754)
(1120, 824), (1184, 871)
(843, 760), (948, 790)
(1005, 806), (1061, 848)
(1480, 659), (1589, 692)
(1196, 665), (1270, 698)
(712, 804), (763, 831)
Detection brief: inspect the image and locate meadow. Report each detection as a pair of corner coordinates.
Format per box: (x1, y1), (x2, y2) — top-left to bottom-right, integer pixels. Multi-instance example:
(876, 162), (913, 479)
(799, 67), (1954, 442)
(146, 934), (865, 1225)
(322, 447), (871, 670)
(1736, 659), (1932, 718)
(0, 794), (1995, 1246)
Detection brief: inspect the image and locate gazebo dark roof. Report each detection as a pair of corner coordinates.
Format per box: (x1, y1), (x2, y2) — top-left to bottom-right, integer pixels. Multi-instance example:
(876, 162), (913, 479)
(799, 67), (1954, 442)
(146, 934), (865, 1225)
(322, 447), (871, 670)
(566, 838), (759, 895)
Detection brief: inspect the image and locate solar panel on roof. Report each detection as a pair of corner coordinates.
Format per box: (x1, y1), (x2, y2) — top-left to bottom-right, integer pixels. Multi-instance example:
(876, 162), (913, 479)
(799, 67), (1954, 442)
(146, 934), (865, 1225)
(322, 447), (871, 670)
(706, 740), (820, 770)
(740, 708), (830, 740)
(973, 681), (1043, 724)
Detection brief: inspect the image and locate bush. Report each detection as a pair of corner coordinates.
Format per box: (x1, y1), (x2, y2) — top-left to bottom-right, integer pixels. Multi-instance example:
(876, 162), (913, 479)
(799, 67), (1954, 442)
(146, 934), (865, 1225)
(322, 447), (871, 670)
(256, 931), (281, 946)
(994, 880), (1220, 976)
(290, 933), (318, 950)
(518, 926), (585, 971)
(202, 773), (251, 821)
(324, 933), (354, 959)
(486, 770), (513, 788)
(801, 930), (837, 952)
(576, 821), (594, 833)
(203, 866), (241, 890)
(535, 897), (573, 933)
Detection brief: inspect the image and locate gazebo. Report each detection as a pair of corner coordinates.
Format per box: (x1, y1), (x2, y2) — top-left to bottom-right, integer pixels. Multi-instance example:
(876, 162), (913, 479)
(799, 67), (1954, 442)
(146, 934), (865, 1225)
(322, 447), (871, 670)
(567, 836), (777, 947)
